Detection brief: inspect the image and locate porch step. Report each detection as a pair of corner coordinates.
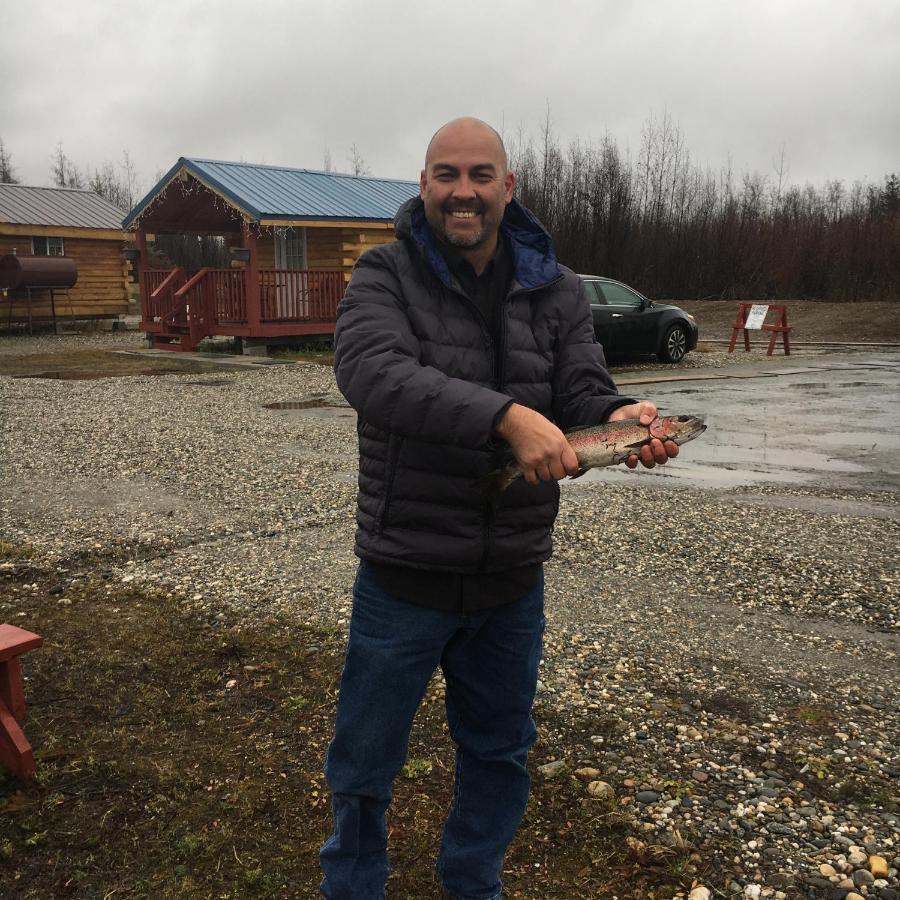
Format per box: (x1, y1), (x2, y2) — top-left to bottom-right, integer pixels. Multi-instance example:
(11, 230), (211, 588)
(151, 334), (197, 351)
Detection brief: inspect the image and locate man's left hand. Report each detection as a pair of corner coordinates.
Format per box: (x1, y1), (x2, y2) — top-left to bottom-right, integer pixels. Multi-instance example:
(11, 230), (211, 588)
(606, 401), (679, 469)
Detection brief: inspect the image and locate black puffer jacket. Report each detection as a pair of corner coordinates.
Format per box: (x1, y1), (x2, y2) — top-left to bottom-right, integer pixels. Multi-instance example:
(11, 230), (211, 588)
(334, 196), (632, 573)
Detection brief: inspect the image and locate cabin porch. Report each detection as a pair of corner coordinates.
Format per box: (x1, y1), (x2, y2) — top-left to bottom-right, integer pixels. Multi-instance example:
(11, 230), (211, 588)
(136, 222), (350, 351)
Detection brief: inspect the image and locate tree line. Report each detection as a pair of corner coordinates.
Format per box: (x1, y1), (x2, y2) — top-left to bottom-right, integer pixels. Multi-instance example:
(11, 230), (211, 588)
(2, 126), (897, 300)
(508, 114), (899, 302)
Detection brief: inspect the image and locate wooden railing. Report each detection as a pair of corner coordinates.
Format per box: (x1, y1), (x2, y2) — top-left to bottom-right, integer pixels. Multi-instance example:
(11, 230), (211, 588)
(258, 269), (345, 322)
(141, 267), (345, 339)
(142, 268), (185, 320)
(173, 268), (214, 345)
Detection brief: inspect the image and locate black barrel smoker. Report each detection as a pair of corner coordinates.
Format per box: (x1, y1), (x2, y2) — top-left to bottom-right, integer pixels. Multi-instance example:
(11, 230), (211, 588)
(0, 255), (78, 333)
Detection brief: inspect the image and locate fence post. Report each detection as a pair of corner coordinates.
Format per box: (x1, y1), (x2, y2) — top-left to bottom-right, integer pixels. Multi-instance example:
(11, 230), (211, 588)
(243, 222), (260, 332)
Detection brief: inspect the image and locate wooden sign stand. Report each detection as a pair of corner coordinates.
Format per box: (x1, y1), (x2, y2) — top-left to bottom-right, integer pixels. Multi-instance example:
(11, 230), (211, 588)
(728, 303), (791, 355)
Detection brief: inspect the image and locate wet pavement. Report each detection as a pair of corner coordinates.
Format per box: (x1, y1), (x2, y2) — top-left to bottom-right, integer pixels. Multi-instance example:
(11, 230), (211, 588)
(574, 349), (900, 497)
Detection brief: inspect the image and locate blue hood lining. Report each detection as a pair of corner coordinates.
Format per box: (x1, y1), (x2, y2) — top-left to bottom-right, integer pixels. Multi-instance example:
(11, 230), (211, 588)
(398, 197), (560, 291)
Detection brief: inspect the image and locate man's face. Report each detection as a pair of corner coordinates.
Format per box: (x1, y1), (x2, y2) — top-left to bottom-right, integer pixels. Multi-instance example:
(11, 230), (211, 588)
(419, 122), (515, 252)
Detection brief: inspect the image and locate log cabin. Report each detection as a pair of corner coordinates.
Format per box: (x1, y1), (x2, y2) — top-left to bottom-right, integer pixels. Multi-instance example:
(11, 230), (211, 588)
(0, 184), (131, 327)
(122, 158), (418, 351)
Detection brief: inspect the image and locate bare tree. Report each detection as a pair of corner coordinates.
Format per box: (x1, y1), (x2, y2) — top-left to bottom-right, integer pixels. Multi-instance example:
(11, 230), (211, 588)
(0, 138), (20, 184)
(88, 150), (141, 211)
(347, 144), (370, 177)
(323, 146), (333, 173)
(505, 113), (899, 302)
(51, 142), (84, 188)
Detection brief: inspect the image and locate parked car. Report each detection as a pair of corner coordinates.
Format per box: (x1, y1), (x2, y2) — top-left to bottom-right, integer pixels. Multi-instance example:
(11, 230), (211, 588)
(579, 275), (698, 363)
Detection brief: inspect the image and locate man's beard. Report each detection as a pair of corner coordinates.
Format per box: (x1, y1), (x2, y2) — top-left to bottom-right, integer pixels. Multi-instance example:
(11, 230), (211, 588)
(437, 200), (487, 248)
(442, 227), (485, 248)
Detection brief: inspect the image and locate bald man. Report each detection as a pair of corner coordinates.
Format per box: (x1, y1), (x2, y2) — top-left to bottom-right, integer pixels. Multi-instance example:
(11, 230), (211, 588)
(320, 118), (675, 899)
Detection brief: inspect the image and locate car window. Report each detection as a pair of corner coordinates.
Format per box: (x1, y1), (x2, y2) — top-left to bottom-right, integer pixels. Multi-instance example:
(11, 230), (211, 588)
(581, 281), (605, 305)
(599, 282), (643, 308)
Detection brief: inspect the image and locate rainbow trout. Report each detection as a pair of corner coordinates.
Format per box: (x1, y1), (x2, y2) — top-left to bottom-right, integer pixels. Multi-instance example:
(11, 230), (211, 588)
(490, 414), (707, 496)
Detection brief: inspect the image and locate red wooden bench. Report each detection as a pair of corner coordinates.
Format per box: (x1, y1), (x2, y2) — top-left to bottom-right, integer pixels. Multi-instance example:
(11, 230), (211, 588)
(0, 624), (43, 780)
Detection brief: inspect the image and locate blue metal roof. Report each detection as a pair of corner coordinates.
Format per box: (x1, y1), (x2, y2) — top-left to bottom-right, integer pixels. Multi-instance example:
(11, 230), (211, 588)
(123, 157), (419, 228)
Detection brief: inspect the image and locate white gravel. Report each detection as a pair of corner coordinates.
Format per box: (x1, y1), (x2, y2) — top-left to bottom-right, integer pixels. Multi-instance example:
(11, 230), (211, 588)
(0, 331), (897, 897)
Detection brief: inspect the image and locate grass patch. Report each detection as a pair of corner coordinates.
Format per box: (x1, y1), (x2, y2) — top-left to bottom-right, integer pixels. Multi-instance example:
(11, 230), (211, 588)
(0, 349), (238, 380)
(0, 544), (709, 898)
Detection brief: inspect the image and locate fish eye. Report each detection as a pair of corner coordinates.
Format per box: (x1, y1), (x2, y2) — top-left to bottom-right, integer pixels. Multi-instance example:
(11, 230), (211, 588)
(677, 415), (690, 422)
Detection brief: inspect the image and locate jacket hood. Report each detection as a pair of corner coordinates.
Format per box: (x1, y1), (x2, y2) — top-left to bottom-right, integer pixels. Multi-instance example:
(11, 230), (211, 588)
(394, 196), (561, 291)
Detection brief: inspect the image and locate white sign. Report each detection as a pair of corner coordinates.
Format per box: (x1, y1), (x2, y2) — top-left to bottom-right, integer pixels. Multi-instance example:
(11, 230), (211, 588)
(744, 304), (769, 330)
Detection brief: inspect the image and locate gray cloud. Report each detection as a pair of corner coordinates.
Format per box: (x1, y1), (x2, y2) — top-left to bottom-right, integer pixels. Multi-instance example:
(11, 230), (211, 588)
(2, 0), (897, 198)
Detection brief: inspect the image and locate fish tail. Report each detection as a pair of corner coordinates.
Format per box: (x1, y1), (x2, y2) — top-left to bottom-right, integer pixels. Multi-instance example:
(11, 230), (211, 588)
(478, 468), (515, 507)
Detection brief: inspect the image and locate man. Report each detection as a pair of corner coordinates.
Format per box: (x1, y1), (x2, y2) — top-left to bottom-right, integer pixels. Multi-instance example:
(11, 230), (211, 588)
(320, 117), (677, 900)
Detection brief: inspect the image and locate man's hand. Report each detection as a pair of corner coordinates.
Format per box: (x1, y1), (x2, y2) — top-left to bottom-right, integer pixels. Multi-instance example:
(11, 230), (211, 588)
(607, 401), (679, 469)
(495, 404), (580, 485)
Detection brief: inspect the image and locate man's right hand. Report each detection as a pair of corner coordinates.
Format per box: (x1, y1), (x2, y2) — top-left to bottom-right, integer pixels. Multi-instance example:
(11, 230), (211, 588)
(495, 404), (580, 485)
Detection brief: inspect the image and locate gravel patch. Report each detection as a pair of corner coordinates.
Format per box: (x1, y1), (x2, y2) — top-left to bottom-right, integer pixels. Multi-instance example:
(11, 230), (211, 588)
(1, 332), (897, 897)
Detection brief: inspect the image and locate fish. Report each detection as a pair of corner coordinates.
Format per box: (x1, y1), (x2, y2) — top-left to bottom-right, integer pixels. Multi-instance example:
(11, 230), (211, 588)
(489, 414), (707, 498)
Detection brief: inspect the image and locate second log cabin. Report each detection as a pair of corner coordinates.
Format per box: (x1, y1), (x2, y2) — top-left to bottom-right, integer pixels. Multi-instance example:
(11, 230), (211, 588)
(123, 158), (418, 351)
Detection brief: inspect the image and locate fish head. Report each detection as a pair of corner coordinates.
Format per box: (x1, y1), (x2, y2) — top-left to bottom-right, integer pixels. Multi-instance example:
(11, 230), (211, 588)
(648, 414), (707, 445)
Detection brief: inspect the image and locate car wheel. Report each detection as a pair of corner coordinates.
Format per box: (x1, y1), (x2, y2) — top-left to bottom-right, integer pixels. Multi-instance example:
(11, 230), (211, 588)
(659, 324), (688, 363)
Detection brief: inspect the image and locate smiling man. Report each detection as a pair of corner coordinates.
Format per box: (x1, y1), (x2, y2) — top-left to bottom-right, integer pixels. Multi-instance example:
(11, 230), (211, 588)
(420, 120), (513, 261)
(319, 117), (676, 900)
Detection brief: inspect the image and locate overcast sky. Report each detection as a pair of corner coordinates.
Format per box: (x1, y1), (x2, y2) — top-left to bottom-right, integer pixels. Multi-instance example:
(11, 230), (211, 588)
(2, 0), (898, 202)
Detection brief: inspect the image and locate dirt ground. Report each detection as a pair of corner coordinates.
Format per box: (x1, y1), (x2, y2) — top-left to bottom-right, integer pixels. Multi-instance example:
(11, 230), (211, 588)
(678, 299), (900, 344)
(0, 549), (701, 899)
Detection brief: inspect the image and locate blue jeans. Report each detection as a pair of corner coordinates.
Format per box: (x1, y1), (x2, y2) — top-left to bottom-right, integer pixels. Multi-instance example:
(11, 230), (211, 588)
(319, 561), (545, 900)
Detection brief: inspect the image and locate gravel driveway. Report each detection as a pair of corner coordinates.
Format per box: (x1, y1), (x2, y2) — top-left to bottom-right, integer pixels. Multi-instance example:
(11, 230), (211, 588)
(0, 331), (897, 899)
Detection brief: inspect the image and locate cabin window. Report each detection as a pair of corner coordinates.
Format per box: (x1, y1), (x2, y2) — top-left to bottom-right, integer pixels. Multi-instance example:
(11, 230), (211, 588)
(274, 227), (307, 270)
(31, 236), (65, 256)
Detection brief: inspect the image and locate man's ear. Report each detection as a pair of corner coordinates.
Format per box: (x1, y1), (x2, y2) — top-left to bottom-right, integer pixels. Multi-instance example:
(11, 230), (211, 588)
(504, 170), (516, 203)
(419, 169), (428, 199)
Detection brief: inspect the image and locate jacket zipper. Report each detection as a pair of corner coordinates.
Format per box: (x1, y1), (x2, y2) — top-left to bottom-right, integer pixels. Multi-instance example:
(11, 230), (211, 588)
(478, 276), (565, 574)
(376, 432), (403, 534)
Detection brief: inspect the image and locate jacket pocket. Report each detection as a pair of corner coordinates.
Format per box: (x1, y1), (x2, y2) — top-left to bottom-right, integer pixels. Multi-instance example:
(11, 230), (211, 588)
(375, 433), (403, 534)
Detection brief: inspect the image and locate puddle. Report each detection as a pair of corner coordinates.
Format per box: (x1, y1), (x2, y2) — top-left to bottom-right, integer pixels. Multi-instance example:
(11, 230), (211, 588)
(572, 463), (818, 490)
(264, 398), (348, 410)
(13, 370), (112, 380)
(12, 368), (224, 380)
(734, 493), (900, 521)
(263, 396), (356, 423)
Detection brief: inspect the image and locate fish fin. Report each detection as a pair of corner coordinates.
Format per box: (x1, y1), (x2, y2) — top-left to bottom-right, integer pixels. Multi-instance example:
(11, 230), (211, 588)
(568, 468), (588, 480)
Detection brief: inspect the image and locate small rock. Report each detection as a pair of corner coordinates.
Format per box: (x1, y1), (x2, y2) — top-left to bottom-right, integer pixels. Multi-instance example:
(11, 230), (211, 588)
(852, 869), (874, 888)
(869, 855), (889, 878)
(744, 885), (761, 899)
(820, 864), (838, 877)
(537, 760), (568, 778)
(635, 790), (659, 804)
(587, 780), (615, 801)
(574, 767), (601, 782)
(224, 679), (237, 689)
(689, 888), (711, 900)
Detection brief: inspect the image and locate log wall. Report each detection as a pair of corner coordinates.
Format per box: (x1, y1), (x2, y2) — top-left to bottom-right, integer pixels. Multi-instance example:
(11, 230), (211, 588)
(256, 225), (397, 280)
(0, 230), (129, 321)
